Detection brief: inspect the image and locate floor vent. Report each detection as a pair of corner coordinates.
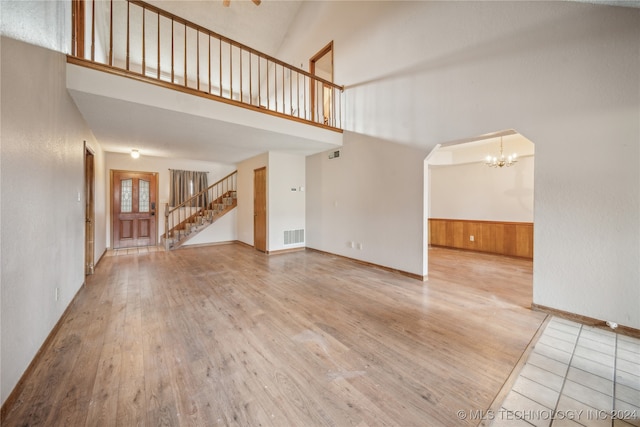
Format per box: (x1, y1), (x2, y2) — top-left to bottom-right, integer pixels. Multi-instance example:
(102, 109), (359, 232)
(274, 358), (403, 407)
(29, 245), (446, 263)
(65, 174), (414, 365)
(284, 229), (304, 245)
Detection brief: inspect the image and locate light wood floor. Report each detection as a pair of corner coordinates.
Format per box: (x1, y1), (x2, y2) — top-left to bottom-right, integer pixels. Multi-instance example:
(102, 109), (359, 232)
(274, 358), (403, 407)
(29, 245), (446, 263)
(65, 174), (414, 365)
(2, 245), (547, 426)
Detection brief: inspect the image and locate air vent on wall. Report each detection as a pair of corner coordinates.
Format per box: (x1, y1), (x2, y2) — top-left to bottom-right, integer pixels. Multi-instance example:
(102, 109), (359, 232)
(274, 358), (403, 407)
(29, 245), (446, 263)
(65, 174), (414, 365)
(328, 150), (340, 159)
(284, 229), (304, 245)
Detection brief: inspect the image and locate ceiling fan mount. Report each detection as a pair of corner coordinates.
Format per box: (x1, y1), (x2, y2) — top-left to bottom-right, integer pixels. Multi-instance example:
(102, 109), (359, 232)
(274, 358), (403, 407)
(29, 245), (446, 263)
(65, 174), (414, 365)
(223, 0), (261, 6)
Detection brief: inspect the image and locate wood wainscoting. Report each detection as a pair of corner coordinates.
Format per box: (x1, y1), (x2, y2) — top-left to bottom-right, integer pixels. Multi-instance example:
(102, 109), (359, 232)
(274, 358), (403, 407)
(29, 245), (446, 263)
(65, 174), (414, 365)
(429, 218), (533, 259)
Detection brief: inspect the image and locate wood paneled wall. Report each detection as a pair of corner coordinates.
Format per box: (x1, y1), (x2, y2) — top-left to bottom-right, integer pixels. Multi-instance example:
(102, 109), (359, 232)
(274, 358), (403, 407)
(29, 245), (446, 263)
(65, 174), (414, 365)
(429, 218), (533, 259)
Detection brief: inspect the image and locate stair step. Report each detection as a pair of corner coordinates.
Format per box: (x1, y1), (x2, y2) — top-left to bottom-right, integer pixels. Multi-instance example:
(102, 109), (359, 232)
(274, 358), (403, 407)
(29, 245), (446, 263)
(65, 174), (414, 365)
(167, 189), (237, 250)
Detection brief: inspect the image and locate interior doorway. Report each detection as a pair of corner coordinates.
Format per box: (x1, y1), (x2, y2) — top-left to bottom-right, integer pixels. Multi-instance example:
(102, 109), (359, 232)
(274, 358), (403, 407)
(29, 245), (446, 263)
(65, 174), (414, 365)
(111, 170), (159, 249)
(424, 129), (535, 300)
(84, 143), (95, 275)
(253, 167), (267, 252)
(310, 41), (333, 125)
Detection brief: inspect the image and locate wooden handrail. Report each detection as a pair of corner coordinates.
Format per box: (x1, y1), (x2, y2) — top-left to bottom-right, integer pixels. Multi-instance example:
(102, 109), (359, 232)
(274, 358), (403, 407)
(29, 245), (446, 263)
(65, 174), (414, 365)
(166, 170), (237, 217)
(67, 56), (342, 133)
(70, 0), (344, 129)
(127, 0), (341, 90)
(164, 170), (237, 246)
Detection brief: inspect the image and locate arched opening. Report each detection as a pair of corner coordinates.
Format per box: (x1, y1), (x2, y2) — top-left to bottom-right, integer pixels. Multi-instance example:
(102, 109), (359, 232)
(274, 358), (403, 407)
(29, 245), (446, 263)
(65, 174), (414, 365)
(424, 129), (535, 306)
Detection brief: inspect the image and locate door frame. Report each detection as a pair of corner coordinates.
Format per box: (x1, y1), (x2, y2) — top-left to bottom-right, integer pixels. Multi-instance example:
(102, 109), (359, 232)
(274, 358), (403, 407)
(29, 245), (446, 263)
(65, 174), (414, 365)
(110, 169), (160, 248)
(84, 142), (95, 275)
(253, 166), (267, 252)
(309, 41), (334, 123)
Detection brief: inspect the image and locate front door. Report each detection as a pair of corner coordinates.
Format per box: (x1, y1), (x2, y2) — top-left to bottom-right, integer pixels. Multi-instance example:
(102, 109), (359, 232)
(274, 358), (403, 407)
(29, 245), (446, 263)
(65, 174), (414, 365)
(112, 170), (158, 249)
(254, 167), (267, 252)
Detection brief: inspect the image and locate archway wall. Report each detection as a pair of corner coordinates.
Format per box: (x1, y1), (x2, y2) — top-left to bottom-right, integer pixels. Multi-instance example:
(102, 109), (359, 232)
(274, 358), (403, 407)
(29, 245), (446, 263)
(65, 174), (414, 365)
(279, 1), (639, 328)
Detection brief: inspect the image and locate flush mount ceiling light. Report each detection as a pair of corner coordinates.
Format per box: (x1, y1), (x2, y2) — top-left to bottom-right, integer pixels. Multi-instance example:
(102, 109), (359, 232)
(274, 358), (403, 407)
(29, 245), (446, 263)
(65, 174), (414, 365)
(485, 136), (517, 168)
(131, 149), (140, 159)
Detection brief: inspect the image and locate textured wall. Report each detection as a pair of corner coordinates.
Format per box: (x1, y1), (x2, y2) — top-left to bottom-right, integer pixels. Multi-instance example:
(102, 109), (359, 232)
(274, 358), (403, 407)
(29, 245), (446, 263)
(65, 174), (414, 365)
(268, 152), (306, 252)
(0, 0), (70, 53)
(0, 37), (96, 404)
(430, 156), (534, 222)
(306, 136), (429, 276)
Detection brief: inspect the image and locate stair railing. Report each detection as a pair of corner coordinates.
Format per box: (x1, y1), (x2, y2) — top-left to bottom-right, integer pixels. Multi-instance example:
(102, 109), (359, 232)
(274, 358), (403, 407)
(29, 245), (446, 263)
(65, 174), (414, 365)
(164, 170), (237, 248)
(70, 0), (343, 130)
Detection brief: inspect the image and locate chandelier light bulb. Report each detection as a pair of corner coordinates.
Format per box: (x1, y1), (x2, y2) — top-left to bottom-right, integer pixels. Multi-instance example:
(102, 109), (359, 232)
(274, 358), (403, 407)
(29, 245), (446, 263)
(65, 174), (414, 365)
(485, 136), (517, 168)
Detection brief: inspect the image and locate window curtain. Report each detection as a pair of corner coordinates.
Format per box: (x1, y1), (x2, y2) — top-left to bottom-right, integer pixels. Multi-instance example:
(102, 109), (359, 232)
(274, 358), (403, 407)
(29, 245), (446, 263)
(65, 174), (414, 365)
(169, 169), (209, 207)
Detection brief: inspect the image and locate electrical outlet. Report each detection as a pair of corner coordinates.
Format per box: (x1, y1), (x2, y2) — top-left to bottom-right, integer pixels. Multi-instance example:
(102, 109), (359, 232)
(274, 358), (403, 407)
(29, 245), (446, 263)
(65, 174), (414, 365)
(356, 243), (363, 250)
(55, 287), (59, 301)
(348, 241), (354, 248)
(469, 235), (475, 242)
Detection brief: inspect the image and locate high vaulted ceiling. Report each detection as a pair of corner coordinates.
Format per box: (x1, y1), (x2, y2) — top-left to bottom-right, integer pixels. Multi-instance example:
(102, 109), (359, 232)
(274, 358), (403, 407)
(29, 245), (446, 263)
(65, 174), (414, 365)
(146, 0), (304, 58)
(146, 1), (640, 66)
(70, 0), (638, 165)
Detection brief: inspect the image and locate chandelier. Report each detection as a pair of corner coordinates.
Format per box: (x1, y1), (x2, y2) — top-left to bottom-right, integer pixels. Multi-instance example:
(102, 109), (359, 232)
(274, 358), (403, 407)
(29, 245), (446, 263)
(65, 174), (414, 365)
(485, 136), (517, 168)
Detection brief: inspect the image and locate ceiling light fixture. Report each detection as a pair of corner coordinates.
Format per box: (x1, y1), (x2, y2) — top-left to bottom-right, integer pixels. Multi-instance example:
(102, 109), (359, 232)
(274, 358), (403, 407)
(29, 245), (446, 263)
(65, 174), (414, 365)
(485, 136), (517, 168)
(223, 0), (261, 6)
(131, 149), (140, 159)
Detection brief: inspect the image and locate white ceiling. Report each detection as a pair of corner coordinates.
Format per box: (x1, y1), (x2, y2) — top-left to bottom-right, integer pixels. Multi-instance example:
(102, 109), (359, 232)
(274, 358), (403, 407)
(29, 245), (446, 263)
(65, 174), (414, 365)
(70, 89), (338, 163)
(572, 0), (640, 7)
(146, 0), (304, 57)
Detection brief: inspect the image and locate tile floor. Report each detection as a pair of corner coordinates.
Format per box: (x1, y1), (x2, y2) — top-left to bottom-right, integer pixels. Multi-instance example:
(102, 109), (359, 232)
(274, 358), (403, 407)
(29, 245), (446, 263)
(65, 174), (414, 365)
(105, 245), (164, 256)
(491, 317), (640, 427)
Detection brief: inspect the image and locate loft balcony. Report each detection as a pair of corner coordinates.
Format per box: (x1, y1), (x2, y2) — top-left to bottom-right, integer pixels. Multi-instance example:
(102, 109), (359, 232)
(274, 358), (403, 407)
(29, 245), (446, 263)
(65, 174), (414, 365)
(67, 0), (343, 162)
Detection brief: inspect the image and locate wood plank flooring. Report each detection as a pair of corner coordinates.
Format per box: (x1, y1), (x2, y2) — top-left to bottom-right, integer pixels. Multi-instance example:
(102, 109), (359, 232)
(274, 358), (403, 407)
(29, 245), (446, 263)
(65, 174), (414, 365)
(2, 245), (547, 426)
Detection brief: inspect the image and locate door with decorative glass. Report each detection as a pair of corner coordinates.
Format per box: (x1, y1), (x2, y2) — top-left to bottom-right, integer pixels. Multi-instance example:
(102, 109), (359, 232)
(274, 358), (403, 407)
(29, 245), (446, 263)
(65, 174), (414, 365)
(112, 170), (158, 248)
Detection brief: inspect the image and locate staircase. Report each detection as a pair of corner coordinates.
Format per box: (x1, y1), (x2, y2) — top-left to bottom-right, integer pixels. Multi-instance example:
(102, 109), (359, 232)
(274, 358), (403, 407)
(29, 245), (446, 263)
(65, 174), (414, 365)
(164, 171), (237, 250)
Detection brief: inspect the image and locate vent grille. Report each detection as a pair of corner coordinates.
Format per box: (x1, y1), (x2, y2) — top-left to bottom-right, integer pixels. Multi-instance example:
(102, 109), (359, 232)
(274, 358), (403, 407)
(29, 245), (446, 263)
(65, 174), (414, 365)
(284, 229), (304, 245)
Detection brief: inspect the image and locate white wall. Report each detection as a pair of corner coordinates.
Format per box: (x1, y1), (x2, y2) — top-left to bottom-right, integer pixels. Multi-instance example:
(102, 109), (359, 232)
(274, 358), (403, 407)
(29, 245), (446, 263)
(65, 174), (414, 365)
(268, 152), (306, 252)
(237, 153), (268, 247)
(236, 151), (305, 252)
(0, 0), (70, 54)
(429, 156), (534, 222)
(183, 210), (238, 246)
(306, 135), (429, 276)
(278, 2), (640, 328)
(105, 153), (235, 246)
(0, 37), (104, 404)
